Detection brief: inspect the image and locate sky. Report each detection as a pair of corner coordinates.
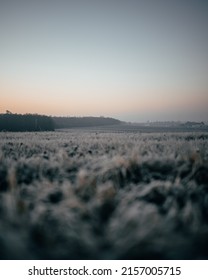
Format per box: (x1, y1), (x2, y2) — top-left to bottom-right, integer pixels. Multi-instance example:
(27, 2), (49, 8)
(0, 0), (208, 122)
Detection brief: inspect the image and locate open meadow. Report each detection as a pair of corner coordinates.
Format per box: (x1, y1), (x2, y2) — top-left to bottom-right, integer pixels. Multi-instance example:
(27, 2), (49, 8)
(0, 127), (208, 259)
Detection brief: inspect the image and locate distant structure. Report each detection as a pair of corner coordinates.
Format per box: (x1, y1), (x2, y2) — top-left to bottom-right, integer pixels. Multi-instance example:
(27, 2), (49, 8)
(183, 121), (205, 128)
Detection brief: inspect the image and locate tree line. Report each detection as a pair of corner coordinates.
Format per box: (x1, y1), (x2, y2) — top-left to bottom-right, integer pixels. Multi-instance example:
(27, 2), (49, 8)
(0, 114), (55, 131)
(0, 114), (122, 131)
(53, 116), (122, 128)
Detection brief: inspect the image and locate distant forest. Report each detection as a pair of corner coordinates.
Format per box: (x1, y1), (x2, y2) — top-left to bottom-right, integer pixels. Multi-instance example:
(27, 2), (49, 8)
(0, 114), (55, 131)
(53, 116), (122, 129)
(0, 113), (122, 131)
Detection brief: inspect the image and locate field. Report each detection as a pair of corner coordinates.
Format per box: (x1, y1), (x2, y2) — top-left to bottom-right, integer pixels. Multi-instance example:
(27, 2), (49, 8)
(0, 126), (208, 259)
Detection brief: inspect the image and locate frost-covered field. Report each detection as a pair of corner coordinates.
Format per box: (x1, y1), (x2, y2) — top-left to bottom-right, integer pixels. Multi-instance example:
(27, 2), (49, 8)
(0, 129), (208, 259)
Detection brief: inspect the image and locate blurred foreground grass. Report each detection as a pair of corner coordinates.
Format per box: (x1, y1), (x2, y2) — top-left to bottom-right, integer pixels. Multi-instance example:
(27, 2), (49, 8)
(0, 130), (208, 259)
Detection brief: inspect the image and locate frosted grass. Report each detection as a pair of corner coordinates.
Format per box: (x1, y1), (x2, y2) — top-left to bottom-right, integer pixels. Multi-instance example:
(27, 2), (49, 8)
(0, 130), (208, 259)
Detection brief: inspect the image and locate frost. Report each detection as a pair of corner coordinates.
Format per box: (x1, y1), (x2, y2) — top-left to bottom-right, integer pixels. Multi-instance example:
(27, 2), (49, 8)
(0, 130), (208, 259)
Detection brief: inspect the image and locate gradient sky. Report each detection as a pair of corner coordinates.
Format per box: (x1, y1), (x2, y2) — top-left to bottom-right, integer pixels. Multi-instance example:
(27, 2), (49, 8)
(0, 0), (208, 121)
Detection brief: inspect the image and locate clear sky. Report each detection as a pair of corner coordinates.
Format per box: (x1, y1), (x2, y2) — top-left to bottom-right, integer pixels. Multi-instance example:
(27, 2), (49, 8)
(0, 0), (208, 122)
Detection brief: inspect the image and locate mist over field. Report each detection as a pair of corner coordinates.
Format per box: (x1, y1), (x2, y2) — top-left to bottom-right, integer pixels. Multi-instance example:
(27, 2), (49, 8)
(0, 127), (208, 259)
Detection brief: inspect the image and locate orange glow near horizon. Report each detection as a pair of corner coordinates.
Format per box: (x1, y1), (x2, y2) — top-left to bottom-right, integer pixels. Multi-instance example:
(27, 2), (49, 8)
(1, 84), (207, 119)
(1, 1), (208, 122)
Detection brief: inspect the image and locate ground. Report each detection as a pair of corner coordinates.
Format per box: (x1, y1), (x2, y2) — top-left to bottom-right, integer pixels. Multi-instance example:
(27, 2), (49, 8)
(0, 126), (208, 259)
